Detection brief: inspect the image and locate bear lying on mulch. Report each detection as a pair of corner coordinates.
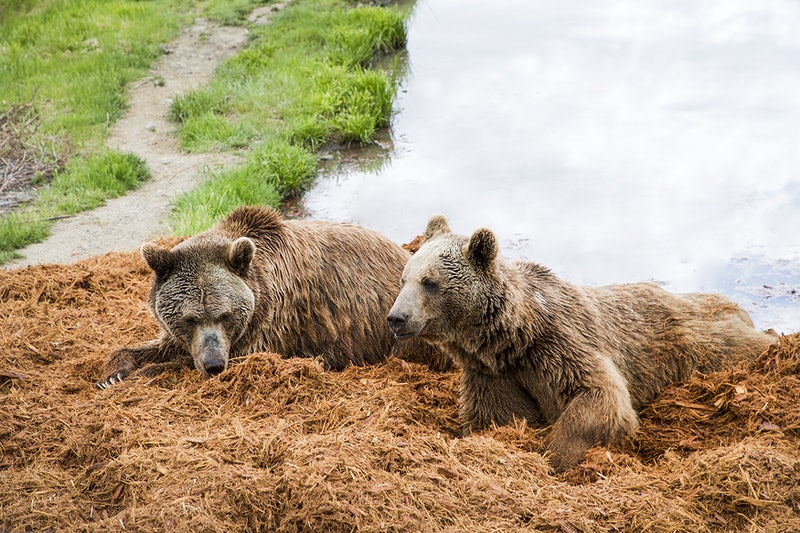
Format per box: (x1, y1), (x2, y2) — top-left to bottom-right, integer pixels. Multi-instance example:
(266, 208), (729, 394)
(389, 215), (778, 470)
(97, 206), (449, 388)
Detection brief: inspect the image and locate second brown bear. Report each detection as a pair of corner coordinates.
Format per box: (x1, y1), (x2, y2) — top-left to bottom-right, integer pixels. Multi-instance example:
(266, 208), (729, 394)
(388, 215), (777, 471)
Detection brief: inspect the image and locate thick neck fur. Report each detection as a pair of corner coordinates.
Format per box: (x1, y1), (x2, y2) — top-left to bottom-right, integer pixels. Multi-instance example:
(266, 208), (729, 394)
(205, 207), (304, 357)
(446, 259), (564, 375)
(210, 208), (401, 366)
(237, 225), (314, 357)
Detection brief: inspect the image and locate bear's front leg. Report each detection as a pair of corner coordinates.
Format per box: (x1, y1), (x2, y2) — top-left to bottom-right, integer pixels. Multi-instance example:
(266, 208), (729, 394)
(544, 386), (638, 471)
(459, 370), (544, 434)
(95, 337), (183, 389)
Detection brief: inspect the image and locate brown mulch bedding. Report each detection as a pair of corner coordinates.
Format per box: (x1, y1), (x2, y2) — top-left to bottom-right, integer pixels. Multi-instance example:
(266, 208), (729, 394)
(1, 251), (798, 532)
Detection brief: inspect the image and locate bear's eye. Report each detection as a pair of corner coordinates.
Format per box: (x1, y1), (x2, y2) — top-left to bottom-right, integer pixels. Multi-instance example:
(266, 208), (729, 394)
(183, 317), (199, 328)
(421, 277), (439, 292)
(218, 312), (233, 323)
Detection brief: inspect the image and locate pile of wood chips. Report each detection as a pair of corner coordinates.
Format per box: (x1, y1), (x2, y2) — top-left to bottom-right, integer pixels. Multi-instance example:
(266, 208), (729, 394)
(1, 250), (798, 532)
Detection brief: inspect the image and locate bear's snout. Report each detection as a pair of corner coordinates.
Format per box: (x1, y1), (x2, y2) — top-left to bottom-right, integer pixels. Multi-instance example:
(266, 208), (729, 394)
(193, 327), (230, 378)
(387, 310), (413, 338)
(387, 311), (407, 330)
(204, 359), (226, 376)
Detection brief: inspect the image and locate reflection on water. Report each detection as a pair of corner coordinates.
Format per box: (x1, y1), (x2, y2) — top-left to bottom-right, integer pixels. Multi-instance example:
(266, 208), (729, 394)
(303, 0), (800, 332)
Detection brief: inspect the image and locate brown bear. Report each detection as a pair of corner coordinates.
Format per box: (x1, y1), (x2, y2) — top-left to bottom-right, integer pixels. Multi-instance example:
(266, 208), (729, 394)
(96, 206), (448, 389)
(387, 215), (777, 471)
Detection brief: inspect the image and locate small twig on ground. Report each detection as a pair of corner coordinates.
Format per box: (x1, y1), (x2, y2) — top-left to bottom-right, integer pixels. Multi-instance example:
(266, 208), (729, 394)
(20, 214), (74, 223)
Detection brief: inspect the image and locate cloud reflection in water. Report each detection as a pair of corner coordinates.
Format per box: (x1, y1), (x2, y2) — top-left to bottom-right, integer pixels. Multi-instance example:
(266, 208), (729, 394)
(304, 0), (800, 332)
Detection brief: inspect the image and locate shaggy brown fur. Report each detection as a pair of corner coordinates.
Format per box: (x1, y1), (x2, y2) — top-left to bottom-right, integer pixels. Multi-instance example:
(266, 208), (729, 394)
(97, 206), (447, 388)
(387, 215), (777, 471)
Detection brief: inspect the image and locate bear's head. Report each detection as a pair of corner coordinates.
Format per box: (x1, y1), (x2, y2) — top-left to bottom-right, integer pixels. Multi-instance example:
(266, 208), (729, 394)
(387, 215), (500, 348)
(141, 235), (257, 378)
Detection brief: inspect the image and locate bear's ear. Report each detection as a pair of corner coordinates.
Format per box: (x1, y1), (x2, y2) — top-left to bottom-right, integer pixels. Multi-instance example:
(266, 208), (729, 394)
(423, 215), (451, 240)
(466, 228), (498, 272)
(141, 242), (173, 276)
(227, 237), (256, 276)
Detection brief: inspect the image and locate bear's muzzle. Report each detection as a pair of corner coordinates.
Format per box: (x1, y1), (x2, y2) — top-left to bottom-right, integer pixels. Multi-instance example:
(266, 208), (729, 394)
(387, 310), (417, 339)
(193, 326), (230, 377)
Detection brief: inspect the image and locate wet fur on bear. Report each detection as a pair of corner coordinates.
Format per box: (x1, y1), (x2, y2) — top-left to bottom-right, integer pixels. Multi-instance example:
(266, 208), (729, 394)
(97, 206), (448, 388)
(387, 215), (777, 471)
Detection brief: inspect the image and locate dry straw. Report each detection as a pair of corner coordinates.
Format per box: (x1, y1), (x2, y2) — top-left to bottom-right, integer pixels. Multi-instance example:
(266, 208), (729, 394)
(1, 251), (798, 532)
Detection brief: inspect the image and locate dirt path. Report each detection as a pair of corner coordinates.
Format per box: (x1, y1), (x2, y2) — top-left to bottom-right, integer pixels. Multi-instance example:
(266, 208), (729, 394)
(6, 6), (283, 269)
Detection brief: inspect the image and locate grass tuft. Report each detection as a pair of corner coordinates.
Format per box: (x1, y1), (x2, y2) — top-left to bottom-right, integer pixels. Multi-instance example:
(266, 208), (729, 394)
(42, 151), (151, 214)
(170, 164), (283, 235)
(0, 150), (148, 261)
(0, 213), (50, 258)
(178, 113), (255, 152)
(250, 138), (318, 196)
(329, 6), (407, 67)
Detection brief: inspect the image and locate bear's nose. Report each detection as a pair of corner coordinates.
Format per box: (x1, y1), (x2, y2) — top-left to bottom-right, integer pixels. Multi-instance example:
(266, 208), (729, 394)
(204, 359), (226, 376)
(387, 311), (408, 333)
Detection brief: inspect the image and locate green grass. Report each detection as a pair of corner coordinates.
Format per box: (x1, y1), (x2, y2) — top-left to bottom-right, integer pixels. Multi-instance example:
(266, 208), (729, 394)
(204, 0), (269, 26)
(0, 214), (51, 264)
(172, 1), (405, 153)
(0, 151), (150, 263)
(168, 0), (409, 232)
(0, 0), (190, 145)
(0, 0), (269, 263)
(170, 138), (316, 235)
(41, 151), (151, 214)
(0, 0), (410, 261)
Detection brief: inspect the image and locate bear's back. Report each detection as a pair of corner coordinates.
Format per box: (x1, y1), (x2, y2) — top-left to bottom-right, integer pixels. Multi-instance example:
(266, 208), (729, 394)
(213, 208), (409, 369)
(582, 282), (774, 407)
(215, 206), (284, 244)
(505, 266), (773, 409)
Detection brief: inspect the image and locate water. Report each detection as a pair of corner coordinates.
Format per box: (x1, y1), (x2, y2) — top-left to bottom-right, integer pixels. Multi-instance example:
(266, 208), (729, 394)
(303, 0), (800, 333)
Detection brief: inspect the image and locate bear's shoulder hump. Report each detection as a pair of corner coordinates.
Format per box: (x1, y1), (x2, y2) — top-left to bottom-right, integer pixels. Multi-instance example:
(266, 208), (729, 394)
(220, 206), (284, 240)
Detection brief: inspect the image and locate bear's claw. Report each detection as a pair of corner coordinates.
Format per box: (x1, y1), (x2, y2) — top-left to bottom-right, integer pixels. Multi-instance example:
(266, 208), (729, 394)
(95, 371), (126, 390)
